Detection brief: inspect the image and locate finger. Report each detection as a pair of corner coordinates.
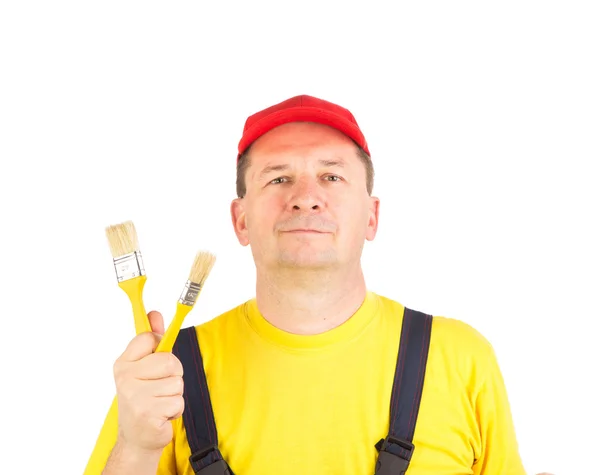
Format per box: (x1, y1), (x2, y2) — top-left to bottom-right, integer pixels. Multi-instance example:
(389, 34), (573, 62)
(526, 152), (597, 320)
(141, 376), (184, 397)
(120, 332), (162, 362)
(148, 310), (165, 335)
(134, 352), (184, 380)
(152, 395), (185, 421)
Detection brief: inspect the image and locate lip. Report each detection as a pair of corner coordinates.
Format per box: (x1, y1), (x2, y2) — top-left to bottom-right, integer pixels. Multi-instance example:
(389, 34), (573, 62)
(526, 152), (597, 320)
(282, 229), (328, 234)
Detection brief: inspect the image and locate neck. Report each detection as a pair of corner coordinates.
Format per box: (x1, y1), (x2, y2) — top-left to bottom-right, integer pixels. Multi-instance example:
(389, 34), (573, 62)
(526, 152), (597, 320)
(255, 263), (367, 335)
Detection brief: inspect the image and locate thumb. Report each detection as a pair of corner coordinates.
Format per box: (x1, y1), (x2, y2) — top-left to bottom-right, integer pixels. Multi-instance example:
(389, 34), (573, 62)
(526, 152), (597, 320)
(147, 310), (165, 335)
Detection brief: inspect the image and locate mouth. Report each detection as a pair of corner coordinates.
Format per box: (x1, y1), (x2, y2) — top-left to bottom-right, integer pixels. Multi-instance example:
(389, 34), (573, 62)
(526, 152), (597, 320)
(281, 229), (328, 234)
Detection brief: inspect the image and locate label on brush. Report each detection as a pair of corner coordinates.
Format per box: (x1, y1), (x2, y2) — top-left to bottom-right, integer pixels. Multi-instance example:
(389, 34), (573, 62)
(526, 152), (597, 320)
(179, 281), (201, 306)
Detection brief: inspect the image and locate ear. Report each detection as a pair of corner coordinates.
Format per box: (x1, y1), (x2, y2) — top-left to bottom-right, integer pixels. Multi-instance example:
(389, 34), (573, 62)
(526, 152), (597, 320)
(365, 196), (380, 241)
(230, 198), (250, 246)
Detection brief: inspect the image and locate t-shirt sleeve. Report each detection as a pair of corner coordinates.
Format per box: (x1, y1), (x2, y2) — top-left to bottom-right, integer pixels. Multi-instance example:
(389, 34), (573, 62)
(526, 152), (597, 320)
(472, 345), (526, 475)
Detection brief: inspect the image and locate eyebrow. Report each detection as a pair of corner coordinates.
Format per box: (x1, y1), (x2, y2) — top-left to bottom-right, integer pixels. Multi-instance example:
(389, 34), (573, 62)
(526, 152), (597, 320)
(258, 164), (291, 181)
(258, 159), (345, 180)
(319, 159), (345, 168)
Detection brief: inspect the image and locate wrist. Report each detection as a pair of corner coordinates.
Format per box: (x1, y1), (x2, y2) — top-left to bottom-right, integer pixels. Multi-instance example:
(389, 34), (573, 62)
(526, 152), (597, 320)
(109, 438), (163, 471)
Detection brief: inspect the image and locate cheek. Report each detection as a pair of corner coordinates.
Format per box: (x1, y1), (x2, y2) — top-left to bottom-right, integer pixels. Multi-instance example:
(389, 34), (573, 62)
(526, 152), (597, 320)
(336, 199), (371, 236)
(246, 198), (277, 235)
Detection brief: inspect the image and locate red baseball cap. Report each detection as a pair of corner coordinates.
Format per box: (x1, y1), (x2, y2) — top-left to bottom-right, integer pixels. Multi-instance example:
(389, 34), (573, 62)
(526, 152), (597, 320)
(237, 94), (370, 161)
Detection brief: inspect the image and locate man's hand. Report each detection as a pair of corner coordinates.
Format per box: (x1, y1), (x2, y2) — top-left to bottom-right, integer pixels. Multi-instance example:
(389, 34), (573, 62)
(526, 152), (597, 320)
(113, 310), (184, 452)
(103, 310), (184, 474)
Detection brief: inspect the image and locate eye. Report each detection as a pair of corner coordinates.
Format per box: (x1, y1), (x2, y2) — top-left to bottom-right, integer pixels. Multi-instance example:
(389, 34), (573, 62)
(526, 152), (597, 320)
(270, 177), (287, 185)
(324, 175), (342, 182)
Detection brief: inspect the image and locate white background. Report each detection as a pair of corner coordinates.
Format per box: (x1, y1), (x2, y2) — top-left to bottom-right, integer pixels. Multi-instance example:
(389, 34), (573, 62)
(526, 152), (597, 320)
(1, 2), (598, 474)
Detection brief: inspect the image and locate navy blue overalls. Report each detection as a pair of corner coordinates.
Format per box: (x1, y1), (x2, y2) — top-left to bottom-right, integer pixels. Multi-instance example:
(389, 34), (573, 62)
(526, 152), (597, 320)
(172, 307), (433, 475)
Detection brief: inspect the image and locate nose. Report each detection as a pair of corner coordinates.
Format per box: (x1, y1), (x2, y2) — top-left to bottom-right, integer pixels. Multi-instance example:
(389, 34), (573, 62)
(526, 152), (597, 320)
(288, 178), (324, 213)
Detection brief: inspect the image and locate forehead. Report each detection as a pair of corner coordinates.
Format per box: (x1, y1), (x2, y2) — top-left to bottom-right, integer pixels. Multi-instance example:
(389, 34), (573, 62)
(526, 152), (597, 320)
(247, 122), (358, 164)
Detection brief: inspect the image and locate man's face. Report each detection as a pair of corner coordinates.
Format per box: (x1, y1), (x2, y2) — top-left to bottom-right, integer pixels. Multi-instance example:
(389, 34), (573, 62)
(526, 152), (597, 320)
(231, 122), (379, 272)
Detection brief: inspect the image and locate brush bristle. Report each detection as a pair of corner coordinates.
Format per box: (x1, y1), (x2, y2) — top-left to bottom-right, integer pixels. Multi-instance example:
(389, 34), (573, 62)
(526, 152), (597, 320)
(188, 251), (216, 286)
(105, 220), (140, 258)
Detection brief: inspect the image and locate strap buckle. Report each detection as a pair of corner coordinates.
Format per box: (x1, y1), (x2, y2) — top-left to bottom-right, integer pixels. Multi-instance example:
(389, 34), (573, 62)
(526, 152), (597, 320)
(374, 436), (414, 475)
(190, 445), (233, 475)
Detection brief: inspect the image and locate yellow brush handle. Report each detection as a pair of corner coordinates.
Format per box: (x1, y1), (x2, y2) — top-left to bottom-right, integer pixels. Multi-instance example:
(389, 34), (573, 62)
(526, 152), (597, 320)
(156, 302), (192, 352)
(119, 276), (152, 334)
(83, 302), (193, 474)
(83, 276), (152, 475)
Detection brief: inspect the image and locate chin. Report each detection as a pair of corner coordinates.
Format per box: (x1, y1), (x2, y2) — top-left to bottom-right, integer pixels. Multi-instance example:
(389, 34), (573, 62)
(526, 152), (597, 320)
(276, 248), (338, 269)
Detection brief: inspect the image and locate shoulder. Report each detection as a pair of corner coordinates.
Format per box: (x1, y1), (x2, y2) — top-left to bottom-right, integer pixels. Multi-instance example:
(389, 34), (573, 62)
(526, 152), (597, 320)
(196, 299), (249, 331)
(431, 315), (493, 355)
(189, 299), (252, 349)
(373, 292), (495, 366)
(371, 293), (405, 315)
(428, 315), (498, 390)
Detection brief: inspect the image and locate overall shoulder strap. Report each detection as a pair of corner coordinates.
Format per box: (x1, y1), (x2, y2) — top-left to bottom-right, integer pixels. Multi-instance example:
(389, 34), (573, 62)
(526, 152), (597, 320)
(374, 307), (433, 475)
(172, 326), (234, 475)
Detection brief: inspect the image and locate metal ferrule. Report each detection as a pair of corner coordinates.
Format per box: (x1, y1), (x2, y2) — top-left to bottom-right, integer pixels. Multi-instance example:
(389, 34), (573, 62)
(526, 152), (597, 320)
(113, 251), (145, 282)
(179, 280), (202, 306)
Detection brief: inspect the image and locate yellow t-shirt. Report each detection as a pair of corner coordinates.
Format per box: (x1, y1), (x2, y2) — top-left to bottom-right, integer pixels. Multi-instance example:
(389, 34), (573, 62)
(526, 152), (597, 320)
(157, 292), (525, 474)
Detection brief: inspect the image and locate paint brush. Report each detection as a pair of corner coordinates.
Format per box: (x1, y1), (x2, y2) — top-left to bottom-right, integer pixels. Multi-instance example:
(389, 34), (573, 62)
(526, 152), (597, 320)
(84, 249), (216, 475)
(105, 220), (152, 334)
(156, 250), (216, 352)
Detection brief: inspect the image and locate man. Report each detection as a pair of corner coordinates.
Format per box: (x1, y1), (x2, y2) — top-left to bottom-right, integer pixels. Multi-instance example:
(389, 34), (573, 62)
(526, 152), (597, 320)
(103, 95), (526, 474)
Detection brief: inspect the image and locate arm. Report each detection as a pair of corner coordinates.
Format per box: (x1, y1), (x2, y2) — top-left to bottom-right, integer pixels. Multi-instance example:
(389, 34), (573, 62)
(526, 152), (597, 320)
(102, 435), (178, 475)
(102, 439), (163, 475)
(473, 346), (526, 475)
